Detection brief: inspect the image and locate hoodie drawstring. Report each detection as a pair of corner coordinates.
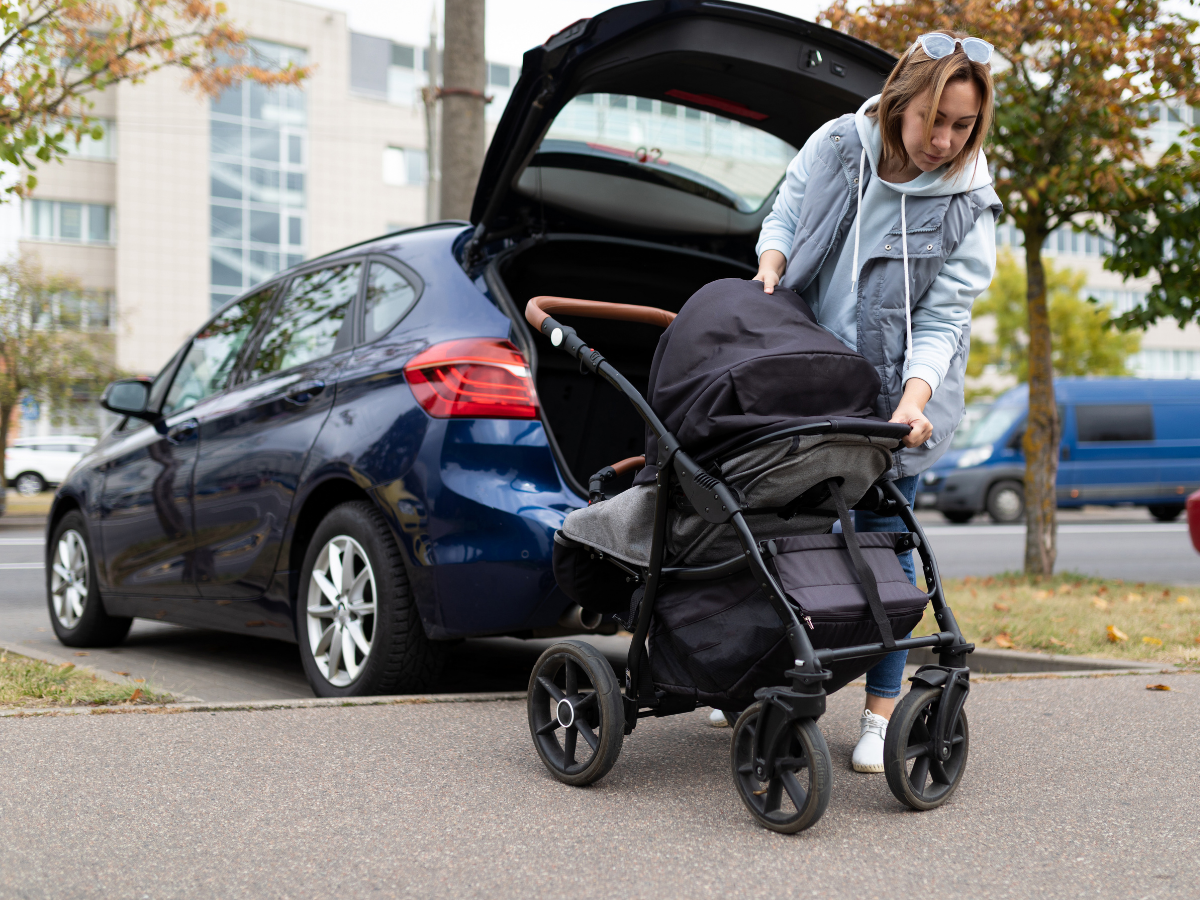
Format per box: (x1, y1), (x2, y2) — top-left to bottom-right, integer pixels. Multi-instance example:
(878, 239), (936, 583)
(850, 149), (865, 293)
(901, 193), (912, 368)
(851, 147), (914, 372)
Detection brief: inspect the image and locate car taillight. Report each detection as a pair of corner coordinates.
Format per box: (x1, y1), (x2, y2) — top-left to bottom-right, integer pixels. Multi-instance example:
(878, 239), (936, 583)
(404, 338), (539, 419)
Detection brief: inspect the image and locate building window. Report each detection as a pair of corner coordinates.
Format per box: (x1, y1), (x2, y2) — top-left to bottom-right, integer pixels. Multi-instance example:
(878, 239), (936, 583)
(64, 119), (116, 160)
(24, 200), (113, 244)
(210, 40), (307, 313)
(382, 146), (427, 186)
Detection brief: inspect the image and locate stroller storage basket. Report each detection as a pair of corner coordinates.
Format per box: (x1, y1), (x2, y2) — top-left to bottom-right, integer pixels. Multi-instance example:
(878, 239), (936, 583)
(649, 532), (928, 708)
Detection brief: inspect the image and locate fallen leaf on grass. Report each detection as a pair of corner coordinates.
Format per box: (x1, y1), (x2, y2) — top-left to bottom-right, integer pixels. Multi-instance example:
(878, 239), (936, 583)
(74, 651), (88, 657)
(58, 662), (74, 671)
(1057, 584), (1073, 595)
(993, 602), (1010, 612)
(133, 678), (145, 683)
(1034, 590), (1050, 600)
(1178, 596), (1191, 606)
(128, 688), (143, 702)
(112, 670), (130, 676)
(994, 633), (1015, 649)
(1124, 593), (1142, 603)
(1107, 625), (1129, 643)
(1146, 684), (1172, 692)
(1049, 638), (1067, 647)
(1143, 636), (1163, 647)
(1091, 597), (1109, 610)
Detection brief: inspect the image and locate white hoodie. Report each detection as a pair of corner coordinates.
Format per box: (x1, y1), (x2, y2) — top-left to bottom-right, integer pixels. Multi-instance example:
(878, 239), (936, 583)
(756, 94), (997, 393)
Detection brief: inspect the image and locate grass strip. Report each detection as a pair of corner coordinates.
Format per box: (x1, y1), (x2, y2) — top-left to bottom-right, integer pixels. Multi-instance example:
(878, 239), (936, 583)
(0, 650), (170, 708)
(915, 572), (1200, 668)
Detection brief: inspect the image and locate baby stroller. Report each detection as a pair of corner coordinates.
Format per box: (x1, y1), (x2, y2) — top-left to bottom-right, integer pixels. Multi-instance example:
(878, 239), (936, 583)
(523, 279), (974, 834)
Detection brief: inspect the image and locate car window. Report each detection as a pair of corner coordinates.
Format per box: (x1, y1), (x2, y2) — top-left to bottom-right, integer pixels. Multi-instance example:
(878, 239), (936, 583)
(248, 263), (360, 380)
(1076, 404), (1155, 442)
(162, 288), (276, 416)
(363, 262), (417, 341)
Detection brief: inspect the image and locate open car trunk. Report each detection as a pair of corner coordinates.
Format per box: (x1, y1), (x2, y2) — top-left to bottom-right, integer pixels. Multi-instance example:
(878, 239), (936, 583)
(492, 235), (753, 494)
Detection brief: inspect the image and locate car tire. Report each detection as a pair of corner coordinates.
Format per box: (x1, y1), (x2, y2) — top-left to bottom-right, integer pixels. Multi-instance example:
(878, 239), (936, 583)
(942, 510), (974, 525)
(985, 480), (1025, 524)
(297, 501), (446, 698)
(15, 472), (46, 496)
(1147, 504), (1184, 522)
(47, 511), (132, 647)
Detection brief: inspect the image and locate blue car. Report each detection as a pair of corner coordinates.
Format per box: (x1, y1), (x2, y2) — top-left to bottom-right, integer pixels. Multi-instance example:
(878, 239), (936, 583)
(917, 378), (1200, 524)
(45, 0), (897, 696)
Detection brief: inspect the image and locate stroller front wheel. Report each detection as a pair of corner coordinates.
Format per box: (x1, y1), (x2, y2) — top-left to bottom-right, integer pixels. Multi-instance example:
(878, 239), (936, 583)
(730, 703), (832, 834)
(527, 640), (624, 786)
(884, 684), (970, 810)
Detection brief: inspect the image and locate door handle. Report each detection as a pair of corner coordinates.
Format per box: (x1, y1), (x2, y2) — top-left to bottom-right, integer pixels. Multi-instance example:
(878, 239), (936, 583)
(167, 418), (199, 445)
(284, 380), (326, 405)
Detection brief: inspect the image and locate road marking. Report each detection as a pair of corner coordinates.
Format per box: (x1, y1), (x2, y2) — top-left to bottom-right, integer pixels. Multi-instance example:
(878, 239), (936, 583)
(0, 539), (43, 546)
(923, 523), (1190, 536)
(0, 562), (43, 569)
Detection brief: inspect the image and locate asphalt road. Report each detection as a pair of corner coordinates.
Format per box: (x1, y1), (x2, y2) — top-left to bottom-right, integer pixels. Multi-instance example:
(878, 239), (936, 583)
(1, 673), (1196, 899)
(3, 508), (1198, 702)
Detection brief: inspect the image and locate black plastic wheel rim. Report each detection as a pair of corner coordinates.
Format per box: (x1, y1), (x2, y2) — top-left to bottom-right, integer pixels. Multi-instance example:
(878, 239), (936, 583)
(733, 710), (814, 825)
(529, 653), (604, 777)
(901, 697), (967, 804)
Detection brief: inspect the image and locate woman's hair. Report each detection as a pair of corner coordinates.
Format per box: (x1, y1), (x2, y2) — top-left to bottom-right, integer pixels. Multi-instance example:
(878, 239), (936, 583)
(867, 32), (994, 180)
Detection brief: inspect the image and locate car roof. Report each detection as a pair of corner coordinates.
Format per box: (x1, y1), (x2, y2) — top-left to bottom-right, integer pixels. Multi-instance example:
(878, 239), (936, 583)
(996, 378), (1200, 406)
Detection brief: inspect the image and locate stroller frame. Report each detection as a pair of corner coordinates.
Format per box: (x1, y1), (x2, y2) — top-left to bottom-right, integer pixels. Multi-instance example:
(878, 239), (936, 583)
(525, 296), (974, 829)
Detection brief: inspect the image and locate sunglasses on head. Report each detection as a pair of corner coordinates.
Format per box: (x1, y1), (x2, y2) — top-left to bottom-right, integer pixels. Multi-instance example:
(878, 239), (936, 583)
(912, 33), (993, 65)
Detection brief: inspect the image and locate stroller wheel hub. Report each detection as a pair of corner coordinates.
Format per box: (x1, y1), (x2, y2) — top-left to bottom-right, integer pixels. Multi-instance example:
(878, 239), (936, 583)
(556, 697), (576, 728)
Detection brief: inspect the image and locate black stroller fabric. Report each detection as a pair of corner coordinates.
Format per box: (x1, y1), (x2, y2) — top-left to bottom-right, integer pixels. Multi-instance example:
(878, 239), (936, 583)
(636, 278), (885, 483)
(648, 532), (929, 708)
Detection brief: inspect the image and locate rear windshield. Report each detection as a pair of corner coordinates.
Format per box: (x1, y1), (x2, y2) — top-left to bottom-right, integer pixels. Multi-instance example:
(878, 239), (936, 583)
(540, 93), (796, 213)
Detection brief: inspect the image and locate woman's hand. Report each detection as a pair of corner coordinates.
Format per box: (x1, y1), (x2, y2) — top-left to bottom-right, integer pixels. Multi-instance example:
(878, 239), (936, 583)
(753, 249), (786, 294)
(890, 378), (934, 448)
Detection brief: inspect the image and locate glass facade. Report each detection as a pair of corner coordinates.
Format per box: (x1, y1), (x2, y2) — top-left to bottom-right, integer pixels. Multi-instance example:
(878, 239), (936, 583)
(25, 200), (113, 244)
(210, 41), (307, 313)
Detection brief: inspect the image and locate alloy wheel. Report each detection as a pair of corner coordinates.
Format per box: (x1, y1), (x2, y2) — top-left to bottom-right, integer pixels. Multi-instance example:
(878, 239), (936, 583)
(50, 530), (89, 629)
(305, 535), (378, 687)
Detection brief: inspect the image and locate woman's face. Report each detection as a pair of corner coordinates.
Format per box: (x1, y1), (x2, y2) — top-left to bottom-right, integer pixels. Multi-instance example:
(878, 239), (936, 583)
(900, 79), (982, 173)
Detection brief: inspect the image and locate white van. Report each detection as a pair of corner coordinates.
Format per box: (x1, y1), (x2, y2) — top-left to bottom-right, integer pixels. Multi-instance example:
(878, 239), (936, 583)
(5, 436), (96, 495)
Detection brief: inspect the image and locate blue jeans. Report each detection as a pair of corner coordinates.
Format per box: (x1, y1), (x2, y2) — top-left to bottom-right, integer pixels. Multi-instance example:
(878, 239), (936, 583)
(835, 475), (919, 700)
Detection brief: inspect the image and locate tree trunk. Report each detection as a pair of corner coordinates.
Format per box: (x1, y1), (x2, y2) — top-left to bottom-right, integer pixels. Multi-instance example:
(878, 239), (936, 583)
(1023, 232), (1058, 575)
(439, 0), (486, 221)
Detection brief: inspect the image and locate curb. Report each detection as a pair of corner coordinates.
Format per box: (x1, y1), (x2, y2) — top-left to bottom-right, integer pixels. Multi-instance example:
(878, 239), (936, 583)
(0, 640), (176, 691)
(0, 691), (528, 718)
(907, 646), (1164, 675)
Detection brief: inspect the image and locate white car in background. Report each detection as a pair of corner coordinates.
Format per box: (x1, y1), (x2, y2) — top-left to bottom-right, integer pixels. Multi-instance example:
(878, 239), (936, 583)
(5, 436), (96, 495)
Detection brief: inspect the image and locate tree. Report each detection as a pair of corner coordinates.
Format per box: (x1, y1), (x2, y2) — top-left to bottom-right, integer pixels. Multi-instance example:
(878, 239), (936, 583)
(0, 254), (118, 513)
(822, 0), (1200, 574)
(0, 0), (307, 198)
(439, 0), (486, 220)
(969, 251), (1141, 383)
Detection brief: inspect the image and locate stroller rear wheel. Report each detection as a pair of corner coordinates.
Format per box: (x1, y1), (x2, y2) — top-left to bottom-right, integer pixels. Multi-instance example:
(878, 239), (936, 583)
(527, 640), (624, 786)
(884, 684), (970, 810)
(730, 702), (832, 834)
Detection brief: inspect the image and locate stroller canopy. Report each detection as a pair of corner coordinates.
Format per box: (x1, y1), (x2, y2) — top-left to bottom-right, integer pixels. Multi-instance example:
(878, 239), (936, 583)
(640, 278), (884, 475)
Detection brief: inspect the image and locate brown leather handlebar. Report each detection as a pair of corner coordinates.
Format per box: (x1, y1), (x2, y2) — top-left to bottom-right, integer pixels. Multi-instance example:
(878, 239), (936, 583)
(608, 456), (645, 476)
(525, 296), (677, 331)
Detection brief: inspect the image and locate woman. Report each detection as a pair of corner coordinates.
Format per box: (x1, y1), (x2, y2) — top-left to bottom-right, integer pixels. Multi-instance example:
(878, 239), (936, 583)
(737, 33), (1001, 772)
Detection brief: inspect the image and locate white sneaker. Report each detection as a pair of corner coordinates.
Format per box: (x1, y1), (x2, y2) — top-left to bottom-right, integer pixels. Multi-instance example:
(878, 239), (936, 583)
(708, 708), (731, 728)
(851, 709), (888, 773)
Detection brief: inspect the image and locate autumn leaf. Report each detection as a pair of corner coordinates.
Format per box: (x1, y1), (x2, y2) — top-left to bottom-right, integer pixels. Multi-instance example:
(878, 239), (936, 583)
(1049, 637), (1067, 646)
(994, 602), (1011, 612)
(1057, 585), (1072, 594)
(994, 633), (1015, 649)
(1107, 625), (1129, 642)
(128, 688), (143, 702)
(112, 670), (130, 676)
(1146, 684), (1172, 692)
(58, 662), (74, 671)
(1091, 596), (1109, 610)
(1034, 590), (1050, 600)
(1124, 593), (1142, 603)
(74, 651), (88, 656)
(1142, 636), (1163, 647)
(1178, 596), (1191, 606)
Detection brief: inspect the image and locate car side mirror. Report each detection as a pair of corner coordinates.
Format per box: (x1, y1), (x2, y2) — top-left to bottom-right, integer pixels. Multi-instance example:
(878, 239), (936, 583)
(101, 379), (157, 421)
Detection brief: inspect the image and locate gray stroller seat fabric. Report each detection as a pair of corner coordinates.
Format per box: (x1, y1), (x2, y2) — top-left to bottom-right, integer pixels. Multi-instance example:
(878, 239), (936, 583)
(561, 433), (895, 567)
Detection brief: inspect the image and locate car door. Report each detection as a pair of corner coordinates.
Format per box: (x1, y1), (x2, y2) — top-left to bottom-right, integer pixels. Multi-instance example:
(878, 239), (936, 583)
(97, 299), (261, 598)
(1063, 402), (1158, 503)
(190, 261), (361, 599)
